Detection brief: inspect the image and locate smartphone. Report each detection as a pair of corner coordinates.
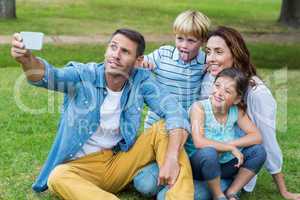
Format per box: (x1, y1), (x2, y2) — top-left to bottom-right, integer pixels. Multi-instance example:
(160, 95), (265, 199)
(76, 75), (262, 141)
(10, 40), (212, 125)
(20, 32), (44, 50)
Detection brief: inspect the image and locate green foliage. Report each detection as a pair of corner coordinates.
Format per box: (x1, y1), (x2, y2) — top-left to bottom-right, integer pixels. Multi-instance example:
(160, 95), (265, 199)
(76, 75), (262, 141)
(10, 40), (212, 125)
(248, 43), (300, 69)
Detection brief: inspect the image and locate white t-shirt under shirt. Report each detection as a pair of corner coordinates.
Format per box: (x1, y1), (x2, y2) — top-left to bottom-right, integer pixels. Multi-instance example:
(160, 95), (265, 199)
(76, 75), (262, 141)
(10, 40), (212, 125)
(75, 87), (123, 158)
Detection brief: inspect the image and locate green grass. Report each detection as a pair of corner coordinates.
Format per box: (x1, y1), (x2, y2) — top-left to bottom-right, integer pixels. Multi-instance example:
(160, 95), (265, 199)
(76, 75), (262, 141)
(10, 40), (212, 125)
(0, 0), (292, 36)
(1, 42), (300, 69)
(0, 42), (299, 199)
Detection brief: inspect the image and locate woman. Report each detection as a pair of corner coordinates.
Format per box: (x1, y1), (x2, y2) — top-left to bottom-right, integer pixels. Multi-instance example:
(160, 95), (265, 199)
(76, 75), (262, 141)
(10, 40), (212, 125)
(199, 26), (300, 200)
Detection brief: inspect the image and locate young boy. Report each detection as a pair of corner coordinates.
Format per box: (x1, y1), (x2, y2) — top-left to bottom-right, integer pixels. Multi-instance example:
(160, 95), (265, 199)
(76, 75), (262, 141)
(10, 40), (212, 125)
(133, 10), (211, 199)
(143, 10), (210, 129)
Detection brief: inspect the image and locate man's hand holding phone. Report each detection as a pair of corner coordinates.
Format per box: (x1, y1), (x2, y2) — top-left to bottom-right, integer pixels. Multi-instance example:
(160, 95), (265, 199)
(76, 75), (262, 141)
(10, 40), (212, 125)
(11, 32), (44, 63)
(11, 32), (45, 81)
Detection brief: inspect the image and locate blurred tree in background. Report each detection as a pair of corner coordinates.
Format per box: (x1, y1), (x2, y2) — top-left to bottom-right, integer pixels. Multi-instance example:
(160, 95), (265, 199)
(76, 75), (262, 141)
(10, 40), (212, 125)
(0, 0), (16, 19)
(279, 0), (300, 27)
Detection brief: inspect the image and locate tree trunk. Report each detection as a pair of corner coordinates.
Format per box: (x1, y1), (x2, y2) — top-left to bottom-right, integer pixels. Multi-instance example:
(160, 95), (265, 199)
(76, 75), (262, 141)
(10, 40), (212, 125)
(279, 0), (300, 27)
(0, 0), (16, 19)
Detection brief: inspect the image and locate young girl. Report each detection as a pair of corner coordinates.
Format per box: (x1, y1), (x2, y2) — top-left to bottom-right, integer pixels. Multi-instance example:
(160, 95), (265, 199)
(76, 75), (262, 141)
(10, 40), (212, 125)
(186, 68), (266, 200)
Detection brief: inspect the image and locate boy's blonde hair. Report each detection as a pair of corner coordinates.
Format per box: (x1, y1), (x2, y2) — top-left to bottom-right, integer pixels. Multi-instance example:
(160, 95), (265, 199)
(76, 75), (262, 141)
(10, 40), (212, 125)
(173, 10), (210, 41)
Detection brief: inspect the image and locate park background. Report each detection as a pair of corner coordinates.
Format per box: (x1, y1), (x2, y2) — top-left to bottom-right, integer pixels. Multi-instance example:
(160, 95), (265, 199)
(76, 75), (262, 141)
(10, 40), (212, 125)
(0, 0), (299, 199)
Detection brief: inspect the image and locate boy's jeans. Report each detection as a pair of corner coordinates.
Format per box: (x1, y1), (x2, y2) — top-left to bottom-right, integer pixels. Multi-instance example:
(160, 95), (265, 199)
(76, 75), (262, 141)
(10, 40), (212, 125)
(133, 162), (232, 200)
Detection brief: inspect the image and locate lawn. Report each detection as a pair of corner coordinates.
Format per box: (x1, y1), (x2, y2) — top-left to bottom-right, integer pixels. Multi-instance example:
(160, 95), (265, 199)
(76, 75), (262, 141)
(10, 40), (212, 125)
(1, 42), (300, 69)
(0, 42), (299, 199)
(0, 0), (291, 36)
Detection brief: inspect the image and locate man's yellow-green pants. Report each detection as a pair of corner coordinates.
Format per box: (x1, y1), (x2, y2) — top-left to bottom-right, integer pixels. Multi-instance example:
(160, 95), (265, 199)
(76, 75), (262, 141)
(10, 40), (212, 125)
(47, 121), (194, 200)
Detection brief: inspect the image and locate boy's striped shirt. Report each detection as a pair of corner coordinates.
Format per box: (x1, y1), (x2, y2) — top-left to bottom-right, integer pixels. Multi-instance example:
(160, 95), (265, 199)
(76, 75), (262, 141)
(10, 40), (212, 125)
(144, 45), (206, 129)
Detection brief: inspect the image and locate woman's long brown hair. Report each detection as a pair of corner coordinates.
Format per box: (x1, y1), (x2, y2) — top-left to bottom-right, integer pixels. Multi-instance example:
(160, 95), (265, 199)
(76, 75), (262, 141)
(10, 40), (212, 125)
(208, 26), (257, 82)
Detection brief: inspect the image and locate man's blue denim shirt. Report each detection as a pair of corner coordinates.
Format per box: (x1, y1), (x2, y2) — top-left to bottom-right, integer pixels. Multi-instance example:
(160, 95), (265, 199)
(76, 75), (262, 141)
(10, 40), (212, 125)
(30, 58), (190, 192)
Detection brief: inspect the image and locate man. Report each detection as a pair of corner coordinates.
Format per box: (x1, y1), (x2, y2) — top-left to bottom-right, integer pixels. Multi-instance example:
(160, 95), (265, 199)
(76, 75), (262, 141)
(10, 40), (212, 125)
(11, 28), (194, 200)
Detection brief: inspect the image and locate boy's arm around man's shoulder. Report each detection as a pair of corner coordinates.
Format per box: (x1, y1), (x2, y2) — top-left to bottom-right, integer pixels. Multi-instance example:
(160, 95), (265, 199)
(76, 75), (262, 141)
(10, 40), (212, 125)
(142, 45), (173, 71)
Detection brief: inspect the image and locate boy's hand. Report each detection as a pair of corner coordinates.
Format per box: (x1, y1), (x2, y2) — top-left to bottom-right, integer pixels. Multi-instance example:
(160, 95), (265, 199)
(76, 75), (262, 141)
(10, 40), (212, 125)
(135, 60), (155, 70)
(204, 63), (210, 71)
